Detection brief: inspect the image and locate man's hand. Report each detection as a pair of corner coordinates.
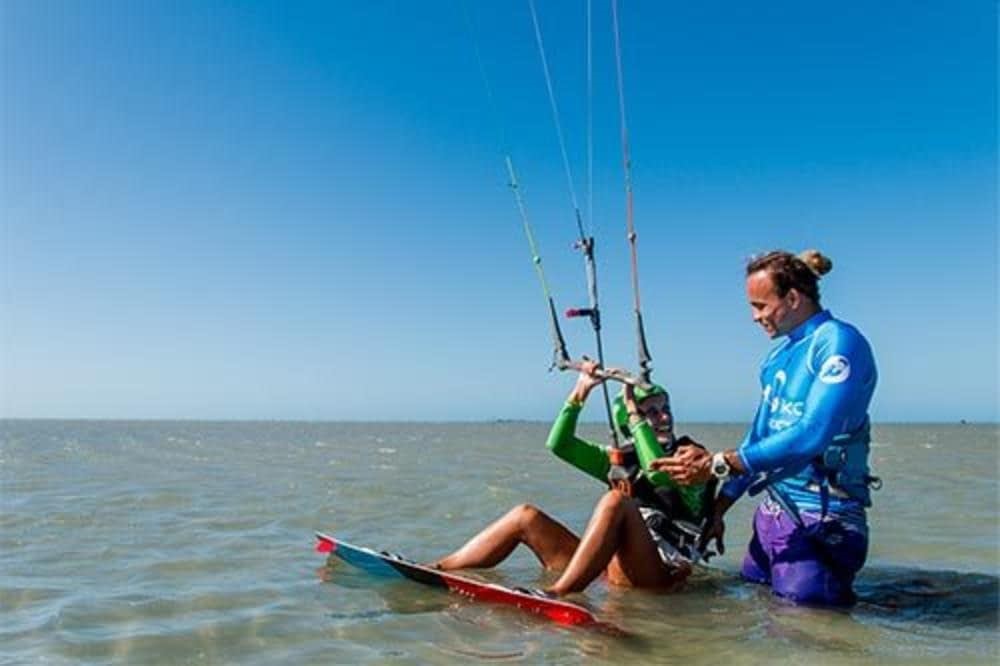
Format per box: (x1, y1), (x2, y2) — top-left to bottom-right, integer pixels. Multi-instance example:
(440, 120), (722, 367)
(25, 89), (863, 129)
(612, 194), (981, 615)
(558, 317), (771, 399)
(698, 493), (734, 558)
(698, 515), (725, 558)
(650, 445), (713, 485)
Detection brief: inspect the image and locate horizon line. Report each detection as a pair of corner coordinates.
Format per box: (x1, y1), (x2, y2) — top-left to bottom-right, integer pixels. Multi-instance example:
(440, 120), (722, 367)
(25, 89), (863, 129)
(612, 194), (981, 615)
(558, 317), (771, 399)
(1, 416), (995, 426)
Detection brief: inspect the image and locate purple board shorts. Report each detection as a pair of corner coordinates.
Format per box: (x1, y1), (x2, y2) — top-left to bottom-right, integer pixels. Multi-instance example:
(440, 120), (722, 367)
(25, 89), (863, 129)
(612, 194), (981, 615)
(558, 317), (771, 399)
(740, 499), (868, 606)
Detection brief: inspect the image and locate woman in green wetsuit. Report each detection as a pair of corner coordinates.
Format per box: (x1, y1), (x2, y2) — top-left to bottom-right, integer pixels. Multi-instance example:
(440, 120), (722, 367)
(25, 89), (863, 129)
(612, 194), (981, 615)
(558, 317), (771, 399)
(434, 361), (706, 596)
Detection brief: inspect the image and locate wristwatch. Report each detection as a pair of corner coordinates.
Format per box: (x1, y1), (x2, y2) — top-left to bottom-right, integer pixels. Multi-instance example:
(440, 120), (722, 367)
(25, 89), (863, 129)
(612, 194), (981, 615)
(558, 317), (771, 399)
(711, 452), (731, 481)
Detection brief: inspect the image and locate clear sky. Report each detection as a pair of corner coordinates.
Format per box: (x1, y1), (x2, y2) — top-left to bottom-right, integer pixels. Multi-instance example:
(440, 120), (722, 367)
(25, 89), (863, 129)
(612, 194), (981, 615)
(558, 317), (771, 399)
(2, 1), (996, 422)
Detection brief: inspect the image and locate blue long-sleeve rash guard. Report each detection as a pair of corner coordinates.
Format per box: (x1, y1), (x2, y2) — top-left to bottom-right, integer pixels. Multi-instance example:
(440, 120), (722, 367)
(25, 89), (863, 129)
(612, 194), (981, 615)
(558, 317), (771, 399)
(721, 310), (877, 523)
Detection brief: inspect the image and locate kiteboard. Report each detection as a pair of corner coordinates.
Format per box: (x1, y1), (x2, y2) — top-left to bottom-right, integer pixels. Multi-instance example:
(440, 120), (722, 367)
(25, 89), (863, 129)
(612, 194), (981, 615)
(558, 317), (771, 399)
(314, 531), (600, 627)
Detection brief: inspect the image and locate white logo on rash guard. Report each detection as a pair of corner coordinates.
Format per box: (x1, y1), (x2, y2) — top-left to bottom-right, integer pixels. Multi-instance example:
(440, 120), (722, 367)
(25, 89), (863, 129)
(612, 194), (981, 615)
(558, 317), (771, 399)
(819, 355), (851, 384)
(763, 370), (787, 411)
(764, 370), (803, 430)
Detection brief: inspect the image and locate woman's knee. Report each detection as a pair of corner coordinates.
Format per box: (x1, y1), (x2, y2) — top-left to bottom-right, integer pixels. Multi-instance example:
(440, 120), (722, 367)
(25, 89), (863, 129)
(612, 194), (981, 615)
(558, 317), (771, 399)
(594, 489), (631, 514)
(509, 503), (546, 531)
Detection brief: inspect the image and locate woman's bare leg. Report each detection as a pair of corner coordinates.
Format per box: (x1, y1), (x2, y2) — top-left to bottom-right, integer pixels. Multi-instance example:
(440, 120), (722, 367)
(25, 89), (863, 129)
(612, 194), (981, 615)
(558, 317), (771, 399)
(547, 490), (690, 595)
(434, 504), (580, 571)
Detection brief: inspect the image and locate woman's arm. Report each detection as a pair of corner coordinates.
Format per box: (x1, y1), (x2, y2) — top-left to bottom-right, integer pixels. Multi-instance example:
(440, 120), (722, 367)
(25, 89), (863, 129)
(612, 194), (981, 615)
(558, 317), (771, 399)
(544, 360), (610, 482)
(630, 418), (673, 486)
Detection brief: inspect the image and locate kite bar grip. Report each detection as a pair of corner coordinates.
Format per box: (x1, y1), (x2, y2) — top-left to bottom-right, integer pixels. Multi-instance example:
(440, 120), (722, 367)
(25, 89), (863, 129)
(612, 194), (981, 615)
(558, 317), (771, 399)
(557, 358), (654, 392)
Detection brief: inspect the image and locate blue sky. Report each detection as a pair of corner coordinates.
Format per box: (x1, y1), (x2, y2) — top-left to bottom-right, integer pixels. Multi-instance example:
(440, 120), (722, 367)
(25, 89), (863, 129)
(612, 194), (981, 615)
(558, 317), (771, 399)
(2, 1), (996, 422)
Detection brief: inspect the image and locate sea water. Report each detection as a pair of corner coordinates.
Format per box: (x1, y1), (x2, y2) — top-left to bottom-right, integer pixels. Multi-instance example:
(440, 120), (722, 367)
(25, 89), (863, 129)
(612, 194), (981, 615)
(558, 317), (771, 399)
(1, 420), (997, 664)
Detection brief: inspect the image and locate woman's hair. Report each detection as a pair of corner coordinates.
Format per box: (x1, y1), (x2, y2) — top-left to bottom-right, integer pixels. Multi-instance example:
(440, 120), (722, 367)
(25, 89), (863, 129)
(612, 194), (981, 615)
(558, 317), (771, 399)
(746, 249), (833, 304)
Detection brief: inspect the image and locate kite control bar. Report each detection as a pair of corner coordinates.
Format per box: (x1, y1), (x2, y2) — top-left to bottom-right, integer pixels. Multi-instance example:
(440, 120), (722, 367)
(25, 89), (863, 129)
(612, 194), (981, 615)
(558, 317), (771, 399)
(554, 356), (654, 392)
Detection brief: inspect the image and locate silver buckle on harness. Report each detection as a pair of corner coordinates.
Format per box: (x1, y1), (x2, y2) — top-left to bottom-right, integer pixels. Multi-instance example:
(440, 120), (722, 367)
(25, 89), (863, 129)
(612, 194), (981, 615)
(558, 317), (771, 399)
(805, 482), (851, 499)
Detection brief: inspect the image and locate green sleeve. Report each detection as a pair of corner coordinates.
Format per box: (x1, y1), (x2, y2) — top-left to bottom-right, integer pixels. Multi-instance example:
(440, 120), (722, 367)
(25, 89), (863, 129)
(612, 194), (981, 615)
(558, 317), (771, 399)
(631, 419), (674, 486)
(545, 401), (610, 483)
(631, 420), (704, 516)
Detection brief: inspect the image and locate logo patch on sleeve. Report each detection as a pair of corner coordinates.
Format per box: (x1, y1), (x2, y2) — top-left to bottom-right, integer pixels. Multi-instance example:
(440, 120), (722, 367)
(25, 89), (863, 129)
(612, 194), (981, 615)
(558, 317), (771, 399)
(819, 355), (851, 384)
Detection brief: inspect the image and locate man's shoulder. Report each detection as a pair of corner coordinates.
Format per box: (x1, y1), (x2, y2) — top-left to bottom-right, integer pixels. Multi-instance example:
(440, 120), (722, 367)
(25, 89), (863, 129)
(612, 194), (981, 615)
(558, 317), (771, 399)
(814, 316), (871, 352)
(809, 317), (875, 378)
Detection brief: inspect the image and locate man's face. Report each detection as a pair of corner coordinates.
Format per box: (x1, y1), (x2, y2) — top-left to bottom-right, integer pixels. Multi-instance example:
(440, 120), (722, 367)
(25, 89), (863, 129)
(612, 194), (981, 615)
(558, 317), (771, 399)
(746, 270), (799, 338)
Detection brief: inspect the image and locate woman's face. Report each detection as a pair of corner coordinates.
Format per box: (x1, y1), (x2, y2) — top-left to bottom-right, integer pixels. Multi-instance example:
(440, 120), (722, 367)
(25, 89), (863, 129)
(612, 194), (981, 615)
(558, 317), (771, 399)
(638, 393), (674, 445)
(746, 269), (800, 338)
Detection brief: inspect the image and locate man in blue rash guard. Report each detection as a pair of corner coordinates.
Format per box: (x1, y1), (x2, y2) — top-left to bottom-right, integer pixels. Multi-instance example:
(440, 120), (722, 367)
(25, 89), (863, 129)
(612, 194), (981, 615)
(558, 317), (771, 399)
(655, 249), (879, 606)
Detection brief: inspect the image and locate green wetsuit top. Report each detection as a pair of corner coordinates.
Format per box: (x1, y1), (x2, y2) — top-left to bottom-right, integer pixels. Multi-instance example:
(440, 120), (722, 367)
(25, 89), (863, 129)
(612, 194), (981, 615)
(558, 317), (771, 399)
(545, 400), (705, 518)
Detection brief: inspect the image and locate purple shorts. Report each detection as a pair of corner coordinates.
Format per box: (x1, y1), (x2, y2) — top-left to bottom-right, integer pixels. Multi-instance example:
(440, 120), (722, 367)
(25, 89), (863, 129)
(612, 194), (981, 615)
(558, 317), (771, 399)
(740, 500), (868, 606)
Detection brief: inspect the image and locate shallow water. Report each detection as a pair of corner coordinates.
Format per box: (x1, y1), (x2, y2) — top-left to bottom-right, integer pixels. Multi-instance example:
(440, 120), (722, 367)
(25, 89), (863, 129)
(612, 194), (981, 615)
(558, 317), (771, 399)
(1, 420), (997, 664)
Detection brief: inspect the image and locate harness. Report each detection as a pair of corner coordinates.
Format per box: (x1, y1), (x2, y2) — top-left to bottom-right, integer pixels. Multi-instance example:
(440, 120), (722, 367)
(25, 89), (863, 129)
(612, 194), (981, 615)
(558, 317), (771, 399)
(747, 419), (882, 525)
(612, 440), (717, 563)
